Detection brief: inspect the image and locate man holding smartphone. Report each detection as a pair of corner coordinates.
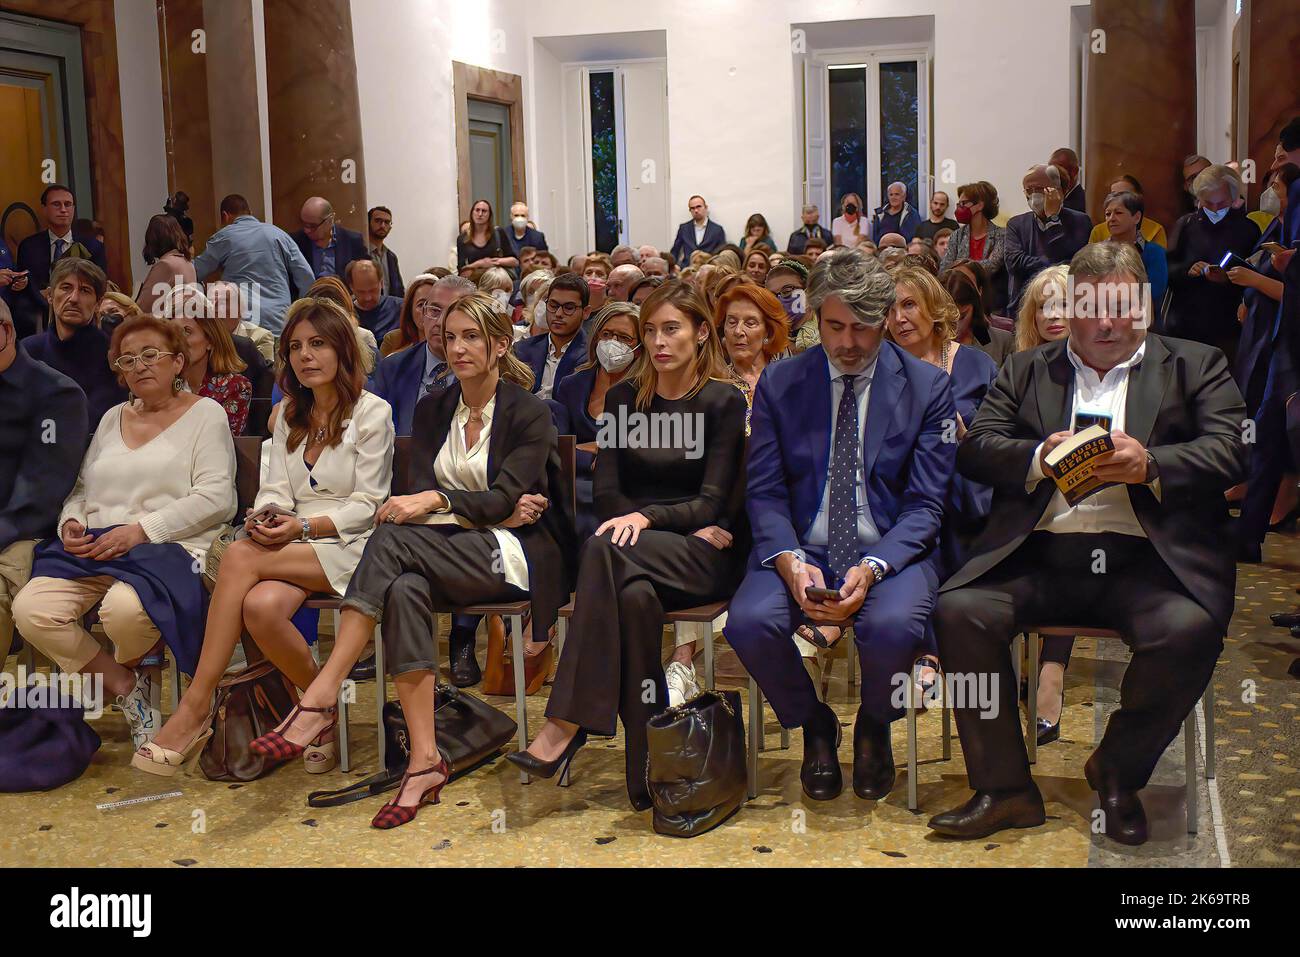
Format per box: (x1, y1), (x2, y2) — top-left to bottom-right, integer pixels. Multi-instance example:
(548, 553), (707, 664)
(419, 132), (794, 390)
(725, 249), (956, 804)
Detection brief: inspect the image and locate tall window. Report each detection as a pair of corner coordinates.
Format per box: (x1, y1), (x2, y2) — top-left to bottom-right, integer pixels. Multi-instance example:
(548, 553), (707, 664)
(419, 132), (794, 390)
(588, 70), (618, 252)
(829, 67), (867, 210)
(878, 61), (919, 208)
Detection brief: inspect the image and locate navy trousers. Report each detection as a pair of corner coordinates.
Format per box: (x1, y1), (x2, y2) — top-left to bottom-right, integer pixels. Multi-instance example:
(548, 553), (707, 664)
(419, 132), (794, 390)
(724, 545), (938, 728)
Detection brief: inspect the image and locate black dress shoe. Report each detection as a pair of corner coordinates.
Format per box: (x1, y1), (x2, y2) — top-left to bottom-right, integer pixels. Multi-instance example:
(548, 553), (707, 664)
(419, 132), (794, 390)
(799, 703), (843, 801)
(928, 786), (1046, 839)
(852, 708), (895, 800)
(1271, 611), (1300, 628)
(348, 653), (376, 682)
(448, 628), (481, 688)
(1084, 756), (1148, 846)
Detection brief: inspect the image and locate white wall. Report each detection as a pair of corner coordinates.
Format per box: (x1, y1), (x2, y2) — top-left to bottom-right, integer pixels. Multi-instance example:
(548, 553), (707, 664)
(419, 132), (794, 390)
(113, 0), (167, 288)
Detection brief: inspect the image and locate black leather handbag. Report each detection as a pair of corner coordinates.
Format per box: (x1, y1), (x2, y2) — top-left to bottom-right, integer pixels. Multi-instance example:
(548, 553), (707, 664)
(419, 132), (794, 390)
(645, 689), (747, 837)
(307, 683), (516, 808)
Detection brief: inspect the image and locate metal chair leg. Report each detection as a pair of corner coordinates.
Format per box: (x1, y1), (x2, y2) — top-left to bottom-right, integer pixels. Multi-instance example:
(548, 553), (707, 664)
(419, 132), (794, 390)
(906, 691), (918, 812)
(703, 622), (715, 690)
(747, 676), (760, 799)
(374, 623), (386, 770)
(1203, 691), (1215, 779)
(168, 656), (181, 713)
(941, 669), (951, 761)
(331, 611), (350, 773)
(1184, 711), (1198, 834)
(510, 614), (530, 784)
(1027, 633), (1039, 765)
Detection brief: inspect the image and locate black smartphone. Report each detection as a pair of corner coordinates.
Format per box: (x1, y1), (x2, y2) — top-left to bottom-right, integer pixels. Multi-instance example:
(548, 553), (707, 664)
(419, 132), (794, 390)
(806, 586), (842, 601)
(1073, 410), (1113, 433)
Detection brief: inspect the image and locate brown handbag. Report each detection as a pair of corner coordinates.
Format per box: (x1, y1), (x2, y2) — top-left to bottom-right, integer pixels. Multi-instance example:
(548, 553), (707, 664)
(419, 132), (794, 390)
(200, 660), (299, 782)
(480, 615), (553, 697)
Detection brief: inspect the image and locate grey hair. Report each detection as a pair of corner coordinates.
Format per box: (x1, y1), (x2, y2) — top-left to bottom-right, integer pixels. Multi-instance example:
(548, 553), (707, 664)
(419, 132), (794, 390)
(433, 275), (477, 298)
(887, 181), (907, 194)
(1027, 164), (1061, 188)
(611, 244), (640, 264)
(1192, 164), (1242, 202)
(806, 247), (896, 327)
(1068, 240), (1148, 286)
(802, 204), (818, 214)
(158, 282), (214, 320)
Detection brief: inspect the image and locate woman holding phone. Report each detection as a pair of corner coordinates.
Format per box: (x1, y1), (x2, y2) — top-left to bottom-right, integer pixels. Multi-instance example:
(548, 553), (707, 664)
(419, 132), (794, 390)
(135, 298), (394, 776)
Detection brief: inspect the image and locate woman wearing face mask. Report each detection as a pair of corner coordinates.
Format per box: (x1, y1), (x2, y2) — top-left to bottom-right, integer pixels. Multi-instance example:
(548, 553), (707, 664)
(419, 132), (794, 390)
(939, 181), (1007, 313)
(832, 193), (866, 247)
(764, 259), (818, 355)
(1166, 164), (1260, 364)
(509, 281), (748, 810)
(551, 301), (641, 540)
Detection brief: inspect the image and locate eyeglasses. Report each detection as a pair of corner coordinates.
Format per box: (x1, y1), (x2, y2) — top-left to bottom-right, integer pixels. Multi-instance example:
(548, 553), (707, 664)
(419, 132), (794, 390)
(546, 300), (581, 317)
(955, 199), (975, 208)
(114, 348), (178, 371)
(302, 217), (331, 231)
(415, 301), (443, 316)
(598, 330), (638, 346)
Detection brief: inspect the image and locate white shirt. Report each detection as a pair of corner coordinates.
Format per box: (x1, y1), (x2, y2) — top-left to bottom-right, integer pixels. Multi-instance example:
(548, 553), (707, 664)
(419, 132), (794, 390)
(694, 220), (708, 245)
(426, 396), (529, 589)
(539, 334), (576, 399)
(1026, 340), (1157, 537)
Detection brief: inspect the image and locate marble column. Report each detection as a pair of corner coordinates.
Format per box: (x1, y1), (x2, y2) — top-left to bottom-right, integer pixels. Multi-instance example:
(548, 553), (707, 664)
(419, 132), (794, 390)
(262, 0), (367, 235)
(1085, 0), (1197, 232)
(1247, 0), (1300, 204)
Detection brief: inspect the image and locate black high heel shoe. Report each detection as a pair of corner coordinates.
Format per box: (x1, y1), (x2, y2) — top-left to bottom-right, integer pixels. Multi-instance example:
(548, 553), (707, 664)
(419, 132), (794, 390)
(1035, 693), (1063, 746)
(1268, 504), (1300, 533)
(506, 729), (588, 780)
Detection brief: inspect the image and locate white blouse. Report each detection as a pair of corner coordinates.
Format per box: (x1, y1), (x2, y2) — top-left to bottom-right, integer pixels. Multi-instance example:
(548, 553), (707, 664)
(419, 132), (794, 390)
(59, 397), (237, 562)
(422, 396), (529, 590)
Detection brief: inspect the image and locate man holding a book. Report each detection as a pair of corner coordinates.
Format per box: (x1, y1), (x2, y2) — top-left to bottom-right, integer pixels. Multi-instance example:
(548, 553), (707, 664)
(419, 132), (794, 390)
(928, 241), (1247, 846)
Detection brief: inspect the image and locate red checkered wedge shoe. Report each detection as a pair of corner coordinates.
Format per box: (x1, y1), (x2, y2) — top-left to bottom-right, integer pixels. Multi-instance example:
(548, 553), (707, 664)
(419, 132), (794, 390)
(248, 702), (338, 762)
(371, 758), (450, 830)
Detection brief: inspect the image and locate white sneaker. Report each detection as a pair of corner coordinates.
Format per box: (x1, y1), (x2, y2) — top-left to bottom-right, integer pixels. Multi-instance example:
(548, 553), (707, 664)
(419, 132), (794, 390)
(114, 669), (162, 749)
(665, 660), (701, 708)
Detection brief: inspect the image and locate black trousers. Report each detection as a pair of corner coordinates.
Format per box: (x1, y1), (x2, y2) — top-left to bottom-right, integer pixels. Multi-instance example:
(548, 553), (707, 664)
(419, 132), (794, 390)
(342, 523), (525, 675)
(935, 532), (1221, 792)
(546, 530), (742, 801)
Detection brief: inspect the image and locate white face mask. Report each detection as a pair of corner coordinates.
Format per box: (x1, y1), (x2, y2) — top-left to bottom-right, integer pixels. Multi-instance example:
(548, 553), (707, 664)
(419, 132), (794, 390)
(596, 338), (637, 373)
(512, 216), (528, 230)
(1203, 206), (1228, 224)
(1028, 192), (1047, 216)
(532, 299), (548, 329)
(1260, 188), (1282, 217)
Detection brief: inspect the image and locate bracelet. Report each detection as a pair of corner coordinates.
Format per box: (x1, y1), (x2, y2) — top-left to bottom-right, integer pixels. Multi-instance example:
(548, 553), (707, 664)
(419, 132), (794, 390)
(300, 517), (311, 542)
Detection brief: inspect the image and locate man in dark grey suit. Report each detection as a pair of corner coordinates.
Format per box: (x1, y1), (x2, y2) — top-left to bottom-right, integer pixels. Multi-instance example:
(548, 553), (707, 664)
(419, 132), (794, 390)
(1004, 164), (1092, 313)
(929, 241), (1246, 846)
(669, 195), (726, 266)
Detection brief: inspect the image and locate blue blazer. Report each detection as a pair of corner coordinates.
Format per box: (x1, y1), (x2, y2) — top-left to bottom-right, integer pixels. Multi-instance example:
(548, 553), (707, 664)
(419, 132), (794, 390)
(1003, 208), (1093, 313)
(290, 225), (368, 282)
(369, 344), (432, 437)
(551, 366), (600, 475)
(513, 329), (588, 395)
(746, 341), (956, 575)
(670, 220), (727, 266)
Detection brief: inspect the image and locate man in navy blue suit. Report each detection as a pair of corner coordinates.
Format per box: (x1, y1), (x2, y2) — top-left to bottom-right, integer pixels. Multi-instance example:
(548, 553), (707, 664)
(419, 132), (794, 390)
(725, 248), (956, 803)
(669, 195), (727, 267)
(368, 275), (474, 435)
(14, 184), (108, 338)
(513, 273), (588, 399)
(290, 196), (369, 283)
(1004, 165), (1092, 313)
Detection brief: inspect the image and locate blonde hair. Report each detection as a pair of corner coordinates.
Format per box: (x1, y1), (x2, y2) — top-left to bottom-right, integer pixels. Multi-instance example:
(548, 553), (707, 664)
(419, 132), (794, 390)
(626, 281), (728, 411)
(890, 266), (959, 346)
(1015, 264), (1070, 353)
(520, 269), (554, 307)
(477, 267), (514, 295)
(445, 293), (534, 390)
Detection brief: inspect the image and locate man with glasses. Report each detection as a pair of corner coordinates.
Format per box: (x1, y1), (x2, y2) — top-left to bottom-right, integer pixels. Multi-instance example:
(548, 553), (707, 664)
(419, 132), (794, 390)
(366, 205), (404, 297)
(290, 196), (368, 283)
(369, 275), (475, 436)
(1004, 164), (1092, 314)
(514, 273), (589, 399)
(14, 184), (109, 340)
(0, 297), (89, 668)
(20, 258), (126, 429)
(670, 195), (727, 268)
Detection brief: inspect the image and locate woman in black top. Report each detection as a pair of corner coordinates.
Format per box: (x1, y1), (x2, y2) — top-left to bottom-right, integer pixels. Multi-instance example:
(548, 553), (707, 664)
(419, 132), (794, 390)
(250, 293), (575, 829)
(508, 281), (748, 808)
(456, 199), (518, 275)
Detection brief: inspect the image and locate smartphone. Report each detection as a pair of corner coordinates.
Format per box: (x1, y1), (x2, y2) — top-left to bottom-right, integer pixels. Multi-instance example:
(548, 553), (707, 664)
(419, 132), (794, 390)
(805, 586), (843, 602)
(249, 504), (294, 525)
(1073, 409), (1113, 433)
(1261, 242), (1296, 256)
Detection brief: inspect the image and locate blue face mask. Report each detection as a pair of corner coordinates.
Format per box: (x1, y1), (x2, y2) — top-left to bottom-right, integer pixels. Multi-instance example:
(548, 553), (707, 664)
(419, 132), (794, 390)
(1203, 207), (1228, 224)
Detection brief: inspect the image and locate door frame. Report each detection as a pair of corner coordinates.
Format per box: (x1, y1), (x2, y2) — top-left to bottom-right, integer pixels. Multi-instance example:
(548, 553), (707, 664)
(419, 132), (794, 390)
(454, 61), (527, 226)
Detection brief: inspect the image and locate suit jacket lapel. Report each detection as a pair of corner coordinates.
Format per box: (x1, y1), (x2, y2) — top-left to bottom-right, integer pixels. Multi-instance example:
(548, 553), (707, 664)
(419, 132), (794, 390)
(1123, 335), (1170, 447)
(1035, 342), (1075, 435)
(806, 350), (832, 509)
(864, 344), (903, 477)
(485, 379), (512, 478)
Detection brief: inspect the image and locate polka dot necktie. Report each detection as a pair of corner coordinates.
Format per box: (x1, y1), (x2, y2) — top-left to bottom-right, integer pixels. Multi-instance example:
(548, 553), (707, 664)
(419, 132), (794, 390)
(827, 375), (860, 583)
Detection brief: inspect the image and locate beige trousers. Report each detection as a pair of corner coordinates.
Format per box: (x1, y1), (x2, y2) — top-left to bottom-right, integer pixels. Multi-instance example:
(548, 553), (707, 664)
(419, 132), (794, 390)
(0, 540), (37, 665)
(12, 575), (161, 674)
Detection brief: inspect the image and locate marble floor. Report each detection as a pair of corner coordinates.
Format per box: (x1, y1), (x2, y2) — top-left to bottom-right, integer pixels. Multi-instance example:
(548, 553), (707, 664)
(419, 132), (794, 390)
(2, 537), (1298, 869)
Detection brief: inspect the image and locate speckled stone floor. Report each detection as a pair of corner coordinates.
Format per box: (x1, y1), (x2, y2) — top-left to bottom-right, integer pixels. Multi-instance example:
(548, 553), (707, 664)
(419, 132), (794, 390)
(3, 536), (1298, 868)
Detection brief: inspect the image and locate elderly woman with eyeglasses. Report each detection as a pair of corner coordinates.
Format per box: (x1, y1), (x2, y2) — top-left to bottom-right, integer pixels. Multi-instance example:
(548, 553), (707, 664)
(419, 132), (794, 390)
(12, 314), (236, 755)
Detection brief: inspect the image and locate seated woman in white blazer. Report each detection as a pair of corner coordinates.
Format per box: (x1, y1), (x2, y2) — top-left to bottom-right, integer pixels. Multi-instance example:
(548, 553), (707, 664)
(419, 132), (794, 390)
(135, 297), (394, 777)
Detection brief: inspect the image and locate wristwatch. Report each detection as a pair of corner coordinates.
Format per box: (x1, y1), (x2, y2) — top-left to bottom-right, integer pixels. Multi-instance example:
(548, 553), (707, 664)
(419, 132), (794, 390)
(299, 517), (312, 542)
(1144, 451), (1160, 483)
(859, 557), (887, 584)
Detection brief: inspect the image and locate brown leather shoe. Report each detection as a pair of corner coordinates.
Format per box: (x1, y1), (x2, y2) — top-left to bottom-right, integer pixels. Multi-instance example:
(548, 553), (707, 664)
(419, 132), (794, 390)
(928, 785), (1046, 839)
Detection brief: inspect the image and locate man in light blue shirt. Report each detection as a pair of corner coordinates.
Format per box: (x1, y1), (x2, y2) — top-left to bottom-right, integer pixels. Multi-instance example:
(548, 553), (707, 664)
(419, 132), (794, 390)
(193, 194), (314, 335)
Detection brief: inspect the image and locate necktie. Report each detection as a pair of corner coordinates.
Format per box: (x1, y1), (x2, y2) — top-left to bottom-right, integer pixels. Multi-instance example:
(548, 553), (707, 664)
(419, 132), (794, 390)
(827, 374), (860, 582)
(53, 239), (68, 260)
(421, 362), (447, 399)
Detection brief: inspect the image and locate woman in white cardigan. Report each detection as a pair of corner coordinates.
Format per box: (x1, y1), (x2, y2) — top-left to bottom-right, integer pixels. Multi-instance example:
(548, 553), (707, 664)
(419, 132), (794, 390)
(136, 298), (393, 777)
(13, 315), (236, 751)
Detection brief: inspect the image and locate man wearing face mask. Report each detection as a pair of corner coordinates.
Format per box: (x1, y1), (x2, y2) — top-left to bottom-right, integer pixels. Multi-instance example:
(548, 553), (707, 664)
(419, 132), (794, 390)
(505, 201), (548, 261)
(1003, 164), (1093, 314)
(787, 205), (834, 255)
(764, 259), (819, 355)
(1166, 164), (1260, 364)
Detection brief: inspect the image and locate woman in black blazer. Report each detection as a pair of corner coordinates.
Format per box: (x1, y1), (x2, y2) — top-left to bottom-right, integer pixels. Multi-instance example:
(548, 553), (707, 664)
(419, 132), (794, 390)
(508, 281), (748, 809)
(251, 293), (575, 829)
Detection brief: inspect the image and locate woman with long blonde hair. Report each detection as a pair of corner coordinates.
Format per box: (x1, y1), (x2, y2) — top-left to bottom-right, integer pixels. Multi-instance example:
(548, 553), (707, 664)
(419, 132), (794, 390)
(250, 293), (574, 829)
(1014, 264), (1070, 354)
(509, 280), (749, 812)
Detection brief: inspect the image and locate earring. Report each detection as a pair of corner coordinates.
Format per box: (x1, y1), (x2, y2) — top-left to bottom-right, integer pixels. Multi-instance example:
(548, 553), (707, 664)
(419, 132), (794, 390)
(173, 376), (185, 392)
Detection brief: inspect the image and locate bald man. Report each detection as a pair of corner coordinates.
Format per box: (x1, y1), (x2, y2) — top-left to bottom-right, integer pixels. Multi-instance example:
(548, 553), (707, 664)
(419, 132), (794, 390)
(1049, 147), (1086, 214)
(606, 264), (645, 303)
(290, 195), (369, 282)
